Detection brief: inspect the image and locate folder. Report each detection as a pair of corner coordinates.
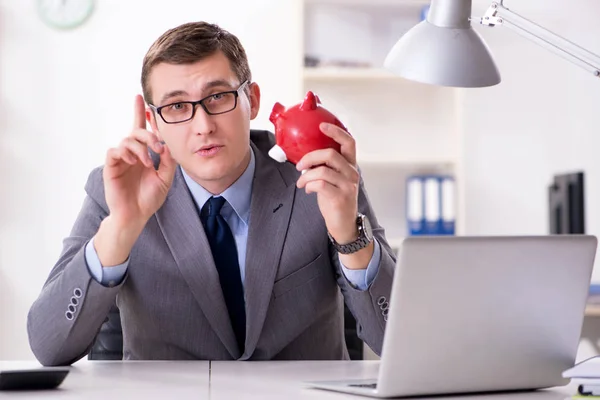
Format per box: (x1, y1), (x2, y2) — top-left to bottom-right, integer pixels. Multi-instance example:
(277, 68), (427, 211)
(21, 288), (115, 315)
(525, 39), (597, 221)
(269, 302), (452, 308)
(424, 177), (441, 235)
(441, 176), (456, 235)
(406, 174), (456, 236)
(406, 176), (425, 235)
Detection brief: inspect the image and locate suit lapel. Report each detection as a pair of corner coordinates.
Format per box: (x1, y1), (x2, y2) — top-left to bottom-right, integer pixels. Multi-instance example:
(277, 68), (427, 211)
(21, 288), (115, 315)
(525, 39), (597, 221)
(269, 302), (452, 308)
(155, 167), (240, 359)
(242, 144), (296, 359)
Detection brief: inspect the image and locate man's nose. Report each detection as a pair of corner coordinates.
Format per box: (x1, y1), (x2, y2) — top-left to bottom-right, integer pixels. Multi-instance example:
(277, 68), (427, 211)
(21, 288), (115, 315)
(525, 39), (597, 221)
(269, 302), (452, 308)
(191, 104), (216, 135)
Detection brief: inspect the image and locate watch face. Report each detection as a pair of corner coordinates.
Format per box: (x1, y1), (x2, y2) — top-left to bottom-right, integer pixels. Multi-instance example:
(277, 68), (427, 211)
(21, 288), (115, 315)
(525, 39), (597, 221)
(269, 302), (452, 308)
(360, 214), (374, 241)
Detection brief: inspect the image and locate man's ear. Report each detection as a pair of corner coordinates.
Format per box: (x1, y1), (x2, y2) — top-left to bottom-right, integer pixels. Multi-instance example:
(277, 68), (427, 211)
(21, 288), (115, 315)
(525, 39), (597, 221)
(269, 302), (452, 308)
(248, 82), (261, 120)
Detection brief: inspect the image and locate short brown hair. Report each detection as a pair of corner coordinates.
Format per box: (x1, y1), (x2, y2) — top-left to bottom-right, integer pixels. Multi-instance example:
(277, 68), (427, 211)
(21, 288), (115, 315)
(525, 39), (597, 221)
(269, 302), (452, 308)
(141, 21), (252, 104)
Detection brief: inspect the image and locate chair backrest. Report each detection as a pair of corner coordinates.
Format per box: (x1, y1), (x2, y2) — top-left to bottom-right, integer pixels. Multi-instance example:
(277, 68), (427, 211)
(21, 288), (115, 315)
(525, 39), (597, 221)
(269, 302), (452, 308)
(87, 303), (363, 360)
(88, 304), (123, 360)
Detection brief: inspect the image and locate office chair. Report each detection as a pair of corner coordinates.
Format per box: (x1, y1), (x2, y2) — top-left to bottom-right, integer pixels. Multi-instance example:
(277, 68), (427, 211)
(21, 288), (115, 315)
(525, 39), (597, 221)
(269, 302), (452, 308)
(87, 304), (123, 360)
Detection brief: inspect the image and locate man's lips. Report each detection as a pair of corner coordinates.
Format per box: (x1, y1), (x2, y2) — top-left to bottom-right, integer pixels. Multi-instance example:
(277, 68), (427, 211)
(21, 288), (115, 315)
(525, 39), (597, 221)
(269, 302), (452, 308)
(196, 145), (223, 156)
(197, 144), (222, 151)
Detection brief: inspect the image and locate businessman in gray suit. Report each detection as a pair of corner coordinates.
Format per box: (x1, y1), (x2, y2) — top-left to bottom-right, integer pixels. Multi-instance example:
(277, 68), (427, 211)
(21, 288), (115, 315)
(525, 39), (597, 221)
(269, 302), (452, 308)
(27, 21), (396, 366)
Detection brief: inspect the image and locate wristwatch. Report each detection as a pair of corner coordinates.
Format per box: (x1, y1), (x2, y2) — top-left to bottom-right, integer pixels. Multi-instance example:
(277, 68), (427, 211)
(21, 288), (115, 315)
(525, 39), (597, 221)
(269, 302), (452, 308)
(328, 213), (374, 254)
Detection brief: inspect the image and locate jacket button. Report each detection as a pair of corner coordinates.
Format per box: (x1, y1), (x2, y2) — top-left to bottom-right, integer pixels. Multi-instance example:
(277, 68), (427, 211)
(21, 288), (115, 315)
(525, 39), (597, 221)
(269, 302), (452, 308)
(65, 311), (74, 321)
(377, 296), (386, 306)
(73, 288), (83, 298)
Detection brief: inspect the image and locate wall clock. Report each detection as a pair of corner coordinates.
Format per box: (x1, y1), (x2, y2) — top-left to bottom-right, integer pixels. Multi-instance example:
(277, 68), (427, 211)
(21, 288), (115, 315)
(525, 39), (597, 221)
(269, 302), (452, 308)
(36, 0), (95, 30)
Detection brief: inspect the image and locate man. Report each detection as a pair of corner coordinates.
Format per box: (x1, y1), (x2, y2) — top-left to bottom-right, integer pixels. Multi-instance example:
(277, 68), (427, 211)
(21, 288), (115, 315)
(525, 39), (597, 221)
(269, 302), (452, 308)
(27, 21), (396, 366)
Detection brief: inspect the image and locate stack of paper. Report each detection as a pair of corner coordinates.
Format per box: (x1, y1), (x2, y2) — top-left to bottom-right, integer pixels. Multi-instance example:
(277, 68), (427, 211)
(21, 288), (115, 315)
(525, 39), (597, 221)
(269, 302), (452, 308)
(563, 357), (600, 397)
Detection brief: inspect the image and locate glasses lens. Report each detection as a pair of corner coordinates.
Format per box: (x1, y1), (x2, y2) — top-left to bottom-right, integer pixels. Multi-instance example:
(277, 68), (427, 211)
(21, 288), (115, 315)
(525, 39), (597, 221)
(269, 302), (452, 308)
(161, 102), (194, 123)
(203, 92), (236, 115)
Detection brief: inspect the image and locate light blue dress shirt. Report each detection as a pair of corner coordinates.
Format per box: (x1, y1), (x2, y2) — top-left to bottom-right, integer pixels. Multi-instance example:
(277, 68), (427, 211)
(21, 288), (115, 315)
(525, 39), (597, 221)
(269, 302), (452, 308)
(85, 149), (381, 290)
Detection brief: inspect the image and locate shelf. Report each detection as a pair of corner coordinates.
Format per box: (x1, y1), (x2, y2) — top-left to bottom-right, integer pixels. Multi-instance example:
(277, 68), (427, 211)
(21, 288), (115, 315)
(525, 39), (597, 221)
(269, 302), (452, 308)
(357, 155), (456, 167)
(304, 67), (404, 81)
(304, 0), (428, 7)
(586, 304), (600, 317)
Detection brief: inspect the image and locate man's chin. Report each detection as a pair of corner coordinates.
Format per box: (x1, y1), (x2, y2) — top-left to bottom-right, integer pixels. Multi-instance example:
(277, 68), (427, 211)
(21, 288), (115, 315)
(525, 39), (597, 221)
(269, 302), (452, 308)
(184, 155), (246, 189)
(189, 164), (230, 183)
(189, 156), (226, 173)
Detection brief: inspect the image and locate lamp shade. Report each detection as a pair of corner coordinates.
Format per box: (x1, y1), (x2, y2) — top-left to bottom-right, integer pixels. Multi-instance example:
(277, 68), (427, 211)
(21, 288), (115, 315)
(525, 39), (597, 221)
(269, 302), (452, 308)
(384, 0), (501, 88)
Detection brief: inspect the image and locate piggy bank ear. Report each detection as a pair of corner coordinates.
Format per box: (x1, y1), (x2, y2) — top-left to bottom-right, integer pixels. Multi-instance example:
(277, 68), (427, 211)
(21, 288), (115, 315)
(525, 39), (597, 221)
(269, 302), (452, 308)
(315, 95), (322, 105)
(270, 102), (285, 125)
(300, 91), (318, 111)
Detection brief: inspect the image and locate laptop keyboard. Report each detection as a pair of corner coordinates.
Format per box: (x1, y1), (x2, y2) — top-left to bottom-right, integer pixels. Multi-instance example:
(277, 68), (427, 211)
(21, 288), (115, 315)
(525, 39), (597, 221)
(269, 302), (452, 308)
(349, 383), (377, 389)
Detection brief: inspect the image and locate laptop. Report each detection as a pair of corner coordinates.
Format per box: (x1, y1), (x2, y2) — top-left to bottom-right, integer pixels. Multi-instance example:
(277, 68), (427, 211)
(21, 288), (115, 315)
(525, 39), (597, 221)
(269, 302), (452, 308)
(307, 235), (598, 398)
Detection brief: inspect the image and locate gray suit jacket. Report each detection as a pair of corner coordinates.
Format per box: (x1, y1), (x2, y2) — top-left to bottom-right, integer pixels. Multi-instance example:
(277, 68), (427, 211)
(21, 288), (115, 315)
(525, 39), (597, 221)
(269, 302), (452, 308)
(27, 130), (396, 366)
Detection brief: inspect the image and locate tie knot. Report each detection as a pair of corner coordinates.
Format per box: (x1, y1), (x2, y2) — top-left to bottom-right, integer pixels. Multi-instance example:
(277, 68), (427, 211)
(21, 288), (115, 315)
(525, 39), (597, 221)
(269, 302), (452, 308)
(205, 196), (226, 216)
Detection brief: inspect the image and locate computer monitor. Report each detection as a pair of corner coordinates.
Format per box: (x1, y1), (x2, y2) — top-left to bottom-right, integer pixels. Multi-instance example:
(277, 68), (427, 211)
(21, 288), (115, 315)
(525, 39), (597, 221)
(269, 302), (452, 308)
(548, 171), (585, 234)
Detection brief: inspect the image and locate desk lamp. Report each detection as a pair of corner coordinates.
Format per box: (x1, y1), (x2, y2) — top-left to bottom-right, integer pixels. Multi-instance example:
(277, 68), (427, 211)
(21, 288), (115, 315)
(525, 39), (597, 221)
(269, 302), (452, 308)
(384, 0), (600, 87)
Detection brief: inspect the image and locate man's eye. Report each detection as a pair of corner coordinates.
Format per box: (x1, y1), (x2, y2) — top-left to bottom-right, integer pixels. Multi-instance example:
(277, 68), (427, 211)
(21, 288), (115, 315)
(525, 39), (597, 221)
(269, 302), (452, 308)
(166, 103), (191, 113)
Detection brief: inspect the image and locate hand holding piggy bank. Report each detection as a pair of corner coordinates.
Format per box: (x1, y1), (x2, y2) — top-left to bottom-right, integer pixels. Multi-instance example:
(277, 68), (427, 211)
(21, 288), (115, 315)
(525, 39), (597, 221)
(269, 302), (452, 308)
(269, 92), (369, 262)
(268, 91), (348, 165)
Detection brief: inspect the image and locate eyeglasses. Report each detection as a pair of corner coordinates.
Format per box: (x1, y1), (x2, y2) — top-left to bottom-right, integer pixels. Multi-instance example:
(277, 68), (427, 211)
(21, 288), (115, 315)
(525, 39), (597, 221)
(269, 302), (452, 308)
(149, 80), (249, 124)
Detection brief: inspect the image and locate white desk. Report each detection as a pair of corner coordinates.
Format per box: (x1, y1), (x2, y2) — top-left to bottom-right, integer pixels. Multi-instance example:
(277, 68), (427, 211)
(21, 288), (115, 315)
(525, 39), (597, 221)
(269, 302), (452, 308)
(0, 360), (578, 399)
(0, 360), (209, 399)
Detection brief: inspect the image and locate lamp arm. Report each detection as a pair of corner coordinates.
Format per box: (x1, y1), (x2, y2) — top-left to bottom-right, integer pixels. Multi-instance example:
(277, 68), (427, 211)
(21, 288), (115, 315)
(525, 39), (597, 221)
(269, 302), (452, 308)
(478, 1), (600, 78)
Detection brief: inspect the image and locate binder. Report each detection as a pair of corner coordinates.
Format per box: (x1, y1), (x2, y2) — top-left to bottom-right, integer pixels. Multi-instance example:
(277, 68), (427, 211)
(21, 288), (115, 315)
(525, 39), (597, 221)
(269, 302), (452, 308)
(441, 176), (456, 235)
(406, 176), (425, 235)
(406, 174), (456, 236)
(420, 5), (430, 21)
(424, 177), (441, 235)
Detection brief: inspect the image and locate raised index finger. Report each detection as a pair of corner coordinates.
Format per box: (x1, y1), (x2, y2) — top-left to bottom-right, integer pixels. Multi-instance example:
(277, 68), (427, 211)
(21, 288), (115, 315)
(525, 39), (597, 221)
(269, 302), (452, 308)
(133, 94), (147, 130)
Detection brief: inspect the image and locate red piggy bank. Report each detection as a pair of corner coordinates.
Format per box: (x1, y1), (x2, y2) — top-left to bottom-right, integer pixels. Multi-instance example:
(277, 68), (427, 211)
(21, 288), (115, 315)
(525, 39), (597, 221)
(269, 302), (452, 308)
(268, 91), (347, 165)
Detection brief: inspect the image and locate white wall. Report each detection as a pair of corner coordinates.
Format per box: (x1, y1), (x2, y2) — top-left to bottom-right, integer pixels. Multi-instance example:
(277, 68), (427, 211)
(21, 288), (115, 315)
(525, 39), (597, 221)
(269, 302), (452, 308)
(3, 0), (600, 361)
(462, 0), (600, 280)
(0, 0), (302, 360)
(302, 1), (462, 243)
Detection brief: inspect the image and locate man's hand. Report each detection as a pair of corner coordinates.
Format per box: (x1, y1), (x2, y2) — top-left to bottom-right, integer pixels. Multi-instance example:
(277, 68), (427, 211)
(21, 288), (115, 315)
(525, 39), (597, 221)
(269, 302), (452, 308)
(94, 95), (177, 267)
(295, 122), (373, 270)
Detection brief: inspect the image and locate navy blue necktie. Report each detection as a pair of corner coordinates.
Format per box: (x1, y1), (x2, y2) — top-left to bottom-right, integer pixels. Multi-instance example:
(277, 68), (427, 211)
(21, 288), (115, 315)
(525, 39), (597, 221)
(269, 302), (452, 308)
(201, 196), (246, 352)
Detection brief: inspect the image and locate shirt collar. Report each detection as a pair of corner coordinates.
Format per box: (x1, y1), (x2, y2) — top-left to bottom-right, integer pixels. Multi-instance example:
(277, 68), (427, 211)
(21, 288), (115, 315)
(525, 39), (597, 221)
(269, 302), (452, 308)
(181, 148), (255, 225)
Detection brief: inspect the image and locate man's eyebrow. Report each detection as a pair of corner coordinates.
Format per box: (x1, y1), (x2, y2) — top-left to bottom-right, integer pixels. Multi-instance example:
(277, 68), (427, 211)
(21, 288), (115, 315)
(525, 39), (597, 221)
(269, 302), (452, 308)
(159, 90), (188, 105)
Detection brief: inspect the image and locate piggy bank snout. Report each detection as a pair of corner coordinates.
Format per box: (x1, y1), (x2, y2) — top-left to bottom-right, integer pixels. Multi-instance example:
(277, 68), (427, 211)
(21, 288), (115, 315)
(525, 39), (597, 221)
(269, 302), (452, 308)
(268, 144), (287, 163)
